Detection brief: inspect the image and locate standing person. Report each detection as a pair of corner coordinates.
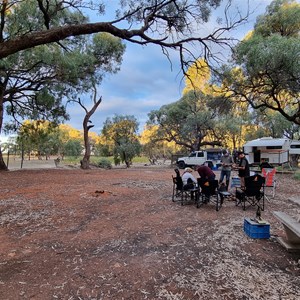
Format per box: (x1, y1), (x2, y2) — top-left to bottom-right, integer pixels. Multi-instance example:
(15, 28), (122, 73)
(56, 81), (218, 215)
(235, 151), (250, 189)
(219, 149), (234, 191)
(195, 164), (216, 181)
(232, 148), (238, 163)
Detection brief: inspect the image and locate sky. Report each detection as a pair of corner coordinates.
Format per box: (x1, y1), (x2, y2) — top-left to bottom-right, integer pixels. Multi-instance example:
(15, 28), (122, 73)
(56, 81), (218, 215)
(65, 0), (273, 134)
(0, 0), (274, 143)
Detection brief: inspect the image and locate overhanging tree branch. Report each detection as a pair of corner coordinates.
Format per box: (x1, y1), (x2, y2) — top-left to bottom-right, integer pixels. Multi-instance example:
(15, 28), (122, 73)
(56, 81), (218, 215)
(0, 0), (250, 70)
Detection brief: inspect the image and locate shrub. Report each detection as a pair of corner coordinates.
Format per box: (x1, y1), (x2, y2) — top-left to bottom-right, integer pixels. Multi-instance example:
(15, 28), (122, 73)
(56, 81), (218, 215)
(97, 158), (112, 169)
(293, 170), (300, 181)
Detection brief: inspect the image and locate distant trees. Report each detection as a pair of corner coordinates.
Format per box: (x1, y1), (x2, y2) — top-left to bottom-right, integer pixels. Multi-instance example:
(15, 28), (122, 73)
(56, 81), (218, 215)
(14, 122), (82, 160)
(63, 140), (82, 158)
(140, 125), (177, 164)
(17, 120), (59, 161)
(148, 90), (224, 151)
(147, 58), (246, 151)
(101, 115), (141, 168)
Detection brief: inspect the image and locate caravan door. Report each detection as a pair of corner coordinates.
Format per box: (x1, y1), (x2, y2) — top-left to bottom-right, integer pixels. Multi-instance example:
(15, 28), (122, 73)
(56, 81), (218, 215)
(253, 147), (261, 163)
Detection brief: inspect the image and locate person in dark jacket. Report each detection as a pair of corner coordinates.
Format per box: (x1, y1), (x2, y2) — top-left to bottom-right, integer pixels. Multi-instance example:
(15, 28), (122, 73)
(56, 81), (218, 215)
(235, 151), (250, 188)
(259, 159), (273, 170)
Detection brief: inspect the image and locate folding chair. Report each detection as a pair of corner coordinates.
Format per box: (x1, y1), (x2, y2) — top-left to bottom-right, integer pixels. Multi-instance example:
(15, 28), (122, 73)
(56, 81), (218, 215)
(172, 175), (183, 202)
(197, 179), (223, 211)
(172, 170), (199, 205)
(261, 168), (277, 199)
(235, 174), (265, 211)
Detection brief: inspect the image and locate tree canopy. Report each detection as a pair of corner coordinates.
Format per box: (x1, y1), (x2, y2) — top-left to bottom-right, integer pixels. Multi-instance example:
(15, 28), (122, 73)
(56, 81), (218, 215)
(0, 2), (126, 170)
(148, 89), (230, 151)
(101, 115), (141, 167)
(219, 0), (300, 125)
(0, 0), (249, 65)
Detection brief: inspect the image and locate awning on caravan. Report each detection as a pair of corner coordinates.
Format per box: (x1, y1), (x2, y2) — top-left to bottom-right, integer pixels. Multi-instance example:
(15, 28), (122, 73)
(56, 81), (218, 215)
(244, 138), (288, 147)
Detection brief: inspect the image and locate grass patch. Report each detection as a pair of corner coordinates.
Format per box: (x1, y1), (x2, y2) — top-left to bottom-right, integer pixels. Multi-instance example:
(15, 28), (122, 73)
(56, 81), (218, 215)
(62, 155), (149, 166)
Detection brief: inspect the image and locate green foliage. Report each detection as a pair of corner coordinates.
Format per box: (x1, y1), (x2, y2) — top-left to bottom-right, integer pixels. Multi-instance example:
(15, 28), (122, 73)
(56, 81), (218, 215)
(255, 0), (300, 37)
(148, 90), (231, 151)
(293, 170), (300, 180)
(1, 32), (125, 127)
(97, 158), (112, 169)
(245, 109), (300, 140)
(16, 120), (59, 157)
(0, 3), (126, 170)
(223, 0), (300, 125)
(63, 140), (82, 157)
(94, 144), (111, 157)
(101, 115), (141, 167)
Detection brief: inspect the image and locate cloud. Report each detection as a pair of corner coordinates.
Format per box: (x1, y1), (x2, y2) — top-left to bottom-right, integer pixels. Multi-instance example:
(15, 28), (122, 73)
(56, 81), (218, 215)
(67, 43), (184, 133)
(65, 0), (273, 133)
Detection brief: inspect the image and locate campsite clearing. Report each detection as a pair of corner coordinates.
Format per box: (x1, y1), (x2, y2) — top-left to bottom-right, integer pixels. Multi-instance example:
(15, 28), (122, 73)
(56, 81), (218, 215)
(0, 166), (299, 299)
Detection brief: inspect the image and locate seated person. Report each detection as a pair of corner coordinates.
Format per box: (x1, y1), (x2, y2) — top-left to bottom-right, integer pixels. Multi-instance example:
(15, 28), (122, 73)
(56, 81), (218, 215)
(195, 164), (216, 181)
(260, 159), (273, 170)
(182, 167), (197, 189)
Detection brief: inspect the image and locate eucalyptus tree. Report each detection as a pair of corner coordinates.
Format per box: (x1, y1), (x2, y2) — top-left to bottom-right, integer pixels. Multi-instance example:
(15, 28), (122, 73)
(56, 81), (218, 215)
(101, 115), (141, 168)
(148, 90), (232, 152)
(0, 0), (251, 170)
(219, 0), (300, 125)
(246, 108), (300, 140)
(16, 120), (59, 164)
(0, 1), (250, 60)
(69, 34), (125, 169)
(0, 2), (125, 170)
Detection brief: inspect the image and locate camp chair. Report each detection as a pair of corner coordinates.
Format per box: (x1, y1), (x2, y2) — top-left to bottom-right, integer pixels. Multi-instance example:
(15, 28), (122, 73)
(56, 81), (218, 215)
(172, 169), (199, 205)
(197, 179), (223, 211)
(235, 174), (265, 211)
(261, 168), (277, 199)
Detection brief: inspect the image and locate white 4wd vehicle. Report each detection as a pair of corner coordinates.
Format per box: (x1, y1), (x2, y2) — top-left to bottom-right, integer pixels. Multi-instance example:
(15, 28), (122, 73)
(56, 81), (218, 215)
(176, 150), (222, 169)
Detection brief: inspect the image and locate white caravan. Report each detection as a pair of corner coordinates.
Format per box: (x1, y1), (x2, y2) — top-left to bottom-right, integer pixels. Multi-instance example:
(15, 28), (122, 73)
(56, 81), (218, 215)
(243, 137), (300, 165)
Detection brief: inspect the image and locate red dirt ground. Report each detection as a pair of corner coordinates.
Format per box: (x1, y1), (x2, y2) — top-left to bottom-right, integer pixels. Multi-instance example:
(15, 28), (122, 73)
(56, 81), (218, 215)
(0, 165), (299, 299)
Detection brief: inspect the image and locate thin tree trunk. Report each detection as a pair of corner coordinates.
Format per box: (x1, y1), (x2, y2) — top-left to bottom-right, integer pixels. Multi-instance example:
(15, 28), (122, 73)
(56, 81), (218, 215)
(0, 88), (8, 171)
(78, 85), (102, 169)
(0, 147), (8, 171)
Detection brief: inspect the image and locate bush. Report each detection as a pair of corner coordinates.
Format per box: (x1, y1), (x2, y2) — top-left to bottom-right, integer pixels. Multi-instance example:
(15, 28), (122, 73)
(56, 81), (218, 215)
(97, 158), (112, 169)
(293, 170), (300, 181)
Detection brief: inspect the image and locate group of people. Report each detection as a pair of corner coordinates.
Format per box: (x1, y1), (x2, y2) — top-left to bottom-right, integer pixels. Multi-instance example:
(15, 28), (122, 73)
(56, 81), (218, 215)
(181, 149), (250, 191)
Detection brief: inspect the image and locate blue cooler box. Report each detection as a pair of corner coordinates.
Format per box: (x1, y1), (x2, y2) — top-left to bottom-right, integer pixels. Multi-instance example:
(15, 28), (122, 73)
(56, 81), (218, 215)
(244, 217), (270, 239)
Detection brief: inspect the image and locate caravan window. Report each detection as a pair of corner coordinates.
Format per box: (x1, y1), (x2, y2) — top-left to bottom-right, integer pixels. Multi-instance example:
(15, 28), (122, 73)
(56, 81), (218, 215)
(266, 146), (282, 149)
(291, 144), (300, 148)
